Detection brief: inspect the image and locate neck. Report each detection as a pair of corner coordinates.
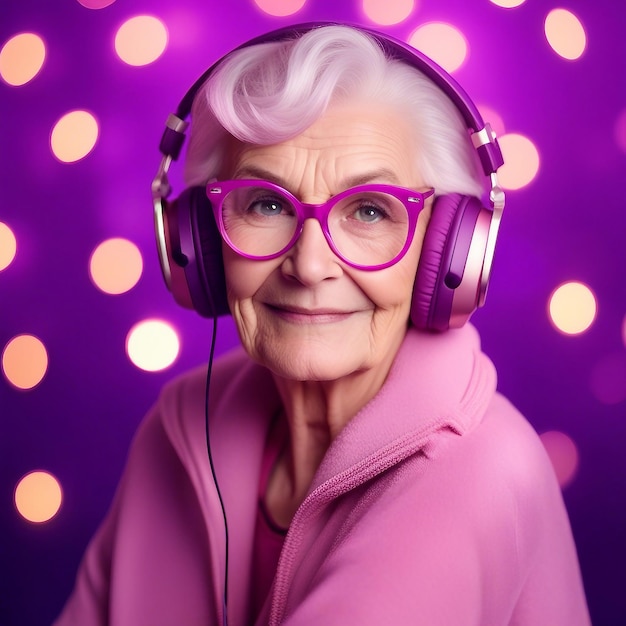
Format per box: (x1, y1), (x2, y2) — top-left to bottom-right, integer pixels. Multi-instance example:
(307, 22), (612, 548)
(266, 346), (399, 526)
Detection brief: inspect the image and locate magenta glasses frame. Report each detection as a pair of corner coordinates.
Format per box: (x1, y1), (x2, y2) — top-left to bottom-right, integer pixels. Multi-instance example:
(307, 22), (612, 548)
(207, 179), (435, 271)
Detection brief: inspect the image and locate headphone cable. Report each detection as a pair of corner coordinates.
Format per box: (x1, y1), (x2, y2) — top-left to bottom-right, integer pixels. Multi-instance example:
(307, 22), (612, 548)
(204, 315), (229, 626)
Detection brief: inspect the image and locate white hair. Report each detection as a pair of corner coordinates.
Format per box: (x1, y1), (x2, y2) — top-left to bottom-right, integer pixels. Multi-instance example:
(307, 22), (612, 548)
(184, 25), (484, 197)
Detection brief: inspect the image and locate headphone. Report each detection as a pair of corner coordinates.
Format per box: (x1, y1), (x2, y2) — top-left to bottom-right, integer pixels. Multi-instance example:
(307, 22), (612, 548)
(152, 22), (505, 332)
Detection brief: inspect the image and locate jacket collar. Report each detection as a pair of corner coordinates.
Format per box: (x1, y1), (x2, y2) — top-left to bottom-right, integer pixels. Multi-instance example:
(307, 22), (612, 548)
(309, 323), (497, 490)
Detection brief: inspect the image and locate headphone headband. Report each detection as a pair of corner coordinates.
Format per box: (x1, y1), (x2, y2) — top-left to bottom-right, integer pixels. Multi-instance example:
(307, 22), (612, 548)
(157, 22), (503, 177)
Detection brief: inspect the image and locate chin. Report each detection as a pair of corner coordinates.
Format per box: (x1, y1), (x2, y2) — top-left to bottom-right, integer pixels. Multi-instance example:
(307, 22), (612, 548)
(259, 346), (363, 383)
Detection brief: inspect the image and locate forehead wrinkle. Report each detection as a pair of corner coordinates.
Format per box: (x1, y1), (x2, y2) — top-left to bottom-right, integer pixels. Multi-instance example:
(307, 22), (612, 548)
(232, 163), (403, 200)
(229, 102), (420, 199)
(232, 144), (309, 187)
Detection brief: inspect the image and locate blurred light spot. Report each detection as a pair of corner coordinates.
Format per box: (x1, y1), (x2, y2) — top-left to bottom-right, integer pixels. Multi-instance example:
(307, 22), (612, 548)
(115, 16), (168, 66)
(15, 471), (63, 523)
(497, 133), (540, 190)
(544, 9), (586, 60)
(540, 431), (579, 488)
(77, 0), (116, 8)
(590, 352), (626, 405)
(477, 105), (506, 139)
(90, 238), (143, 294)
(548, 281), (597, 335)
(50, 110), (99, 163)
(2, 334), (49, 390)
(622, 314), (626, 348)
(126, 319), (180, 371)
(614, 109), (626, 155)
(0, 32), (46, 86)
(252, 0), (307, 16)
(0, 222), (17, 271)
(362, 0), (415, 25)
(489, 0), (526, 7)
(409, 23), (468, 73)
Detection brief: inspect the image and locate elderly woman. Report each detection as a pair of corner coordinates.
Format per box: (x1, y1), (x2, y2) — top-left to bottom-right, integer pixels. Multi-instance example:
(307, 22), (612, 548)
(56, 24), (590, 625)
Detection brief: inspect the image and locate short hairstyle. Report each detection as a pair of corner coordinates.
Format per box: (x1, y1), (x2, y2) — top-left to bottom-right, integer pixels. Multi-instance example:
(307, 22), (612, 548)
(184, 25), (484, 198)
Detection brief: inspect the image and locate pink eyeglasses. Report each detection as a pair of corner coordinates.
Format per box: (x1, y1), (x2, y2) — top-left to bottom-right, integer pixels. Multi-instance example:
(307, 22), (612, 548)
(207, 179), (435, 271)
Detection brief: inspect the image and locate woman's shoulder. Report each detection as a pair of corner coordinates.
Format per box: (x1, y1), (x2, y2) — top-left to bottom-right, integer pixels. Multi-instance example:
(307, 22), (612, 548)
(157, 344), (255, 410)
(353, 393), (570, 568)
(368, 391), (563, 533)
(473, 393), (557, 489)
(154, 344), (278, 440)
(405, 391), (569, 545)
(428, 392), (560, 500)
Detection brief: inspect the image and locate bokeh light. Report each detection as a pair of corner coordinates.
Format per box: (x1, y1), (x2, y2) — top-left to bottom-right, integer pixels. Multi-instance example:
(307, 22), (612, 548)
(544, 9), (587, 61)
(126, 319), (180, 372)
(2, 334), (49, 390)
(540, 431), (579, 488)
(14, 471), (63, 523)
(0, 222), (17, 271)
(489, 0), (526, 7)
(614, 109), (626, 155)
(362, 0), (415, 25)
(548, 281), (597, 335)
(252, 0), (308, 16)
(50, 110), (99, 163)
(408, 23), (468, 73)
(77, 0), (117, 8)
(496, 133), (540, 190)
(622, 314), (626, 348)
(89, 238), (143, 295)
(0, 32), (46, 86)
(114, 16), (168, 66)
(590, 353), (626, 405)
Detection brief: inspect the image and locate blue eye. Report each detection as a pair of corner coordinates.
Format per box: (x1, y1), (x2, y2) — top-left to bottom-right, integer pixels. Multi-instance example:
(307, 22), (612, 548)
(249, 197), (284, 216)
(354, 204), (386, 223)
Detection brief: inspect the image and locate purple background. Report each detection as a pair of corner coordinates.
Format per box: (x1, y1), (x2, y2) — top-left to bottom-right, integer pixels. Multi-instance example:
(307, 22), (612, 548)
(1, 0), (625, 624)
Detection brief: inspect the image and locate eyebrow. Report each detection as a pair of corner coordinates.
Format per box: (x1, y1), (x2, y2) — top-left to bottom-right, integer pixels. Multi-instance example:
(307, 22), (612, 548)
(231, 165), (404, 193)
(231, 165), (287, 186)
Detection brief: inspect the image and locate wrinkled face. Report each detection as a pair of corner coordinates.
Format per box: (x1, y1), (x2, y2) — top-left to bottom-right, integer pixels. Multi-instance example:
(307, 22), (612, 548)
(221, 101), (433, 382)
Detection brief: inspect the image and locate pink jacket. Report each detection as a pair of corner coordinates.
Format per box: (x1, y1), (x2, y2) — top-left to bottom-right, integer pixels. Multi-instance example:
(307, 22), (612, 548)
(55, 324), (590, 625)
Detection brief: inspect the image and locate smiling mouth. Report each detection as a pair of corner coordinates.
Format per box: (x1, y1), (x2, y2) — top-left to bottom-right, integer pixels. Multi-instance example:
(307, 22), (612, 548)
(266, 304), (355, 324)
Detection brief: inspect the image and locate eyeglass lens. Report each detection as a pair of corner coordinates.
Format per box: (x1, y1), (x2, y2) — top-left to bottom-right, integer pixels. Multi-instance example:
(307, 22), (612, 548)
(220, 184), (410, 266)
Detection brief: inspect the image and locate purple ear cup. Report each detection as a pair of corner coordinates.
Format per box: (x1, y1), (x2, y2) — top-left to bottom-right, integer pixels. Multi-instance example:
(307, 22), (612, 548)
(412, 194), (490, 332)
(164, 186), (229, 318)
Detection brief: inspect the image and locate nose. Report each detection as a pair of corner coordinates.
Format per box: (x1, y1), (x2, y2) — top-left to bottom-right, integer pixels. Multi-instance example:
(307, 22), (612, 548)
(280, 218), (343, 285)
